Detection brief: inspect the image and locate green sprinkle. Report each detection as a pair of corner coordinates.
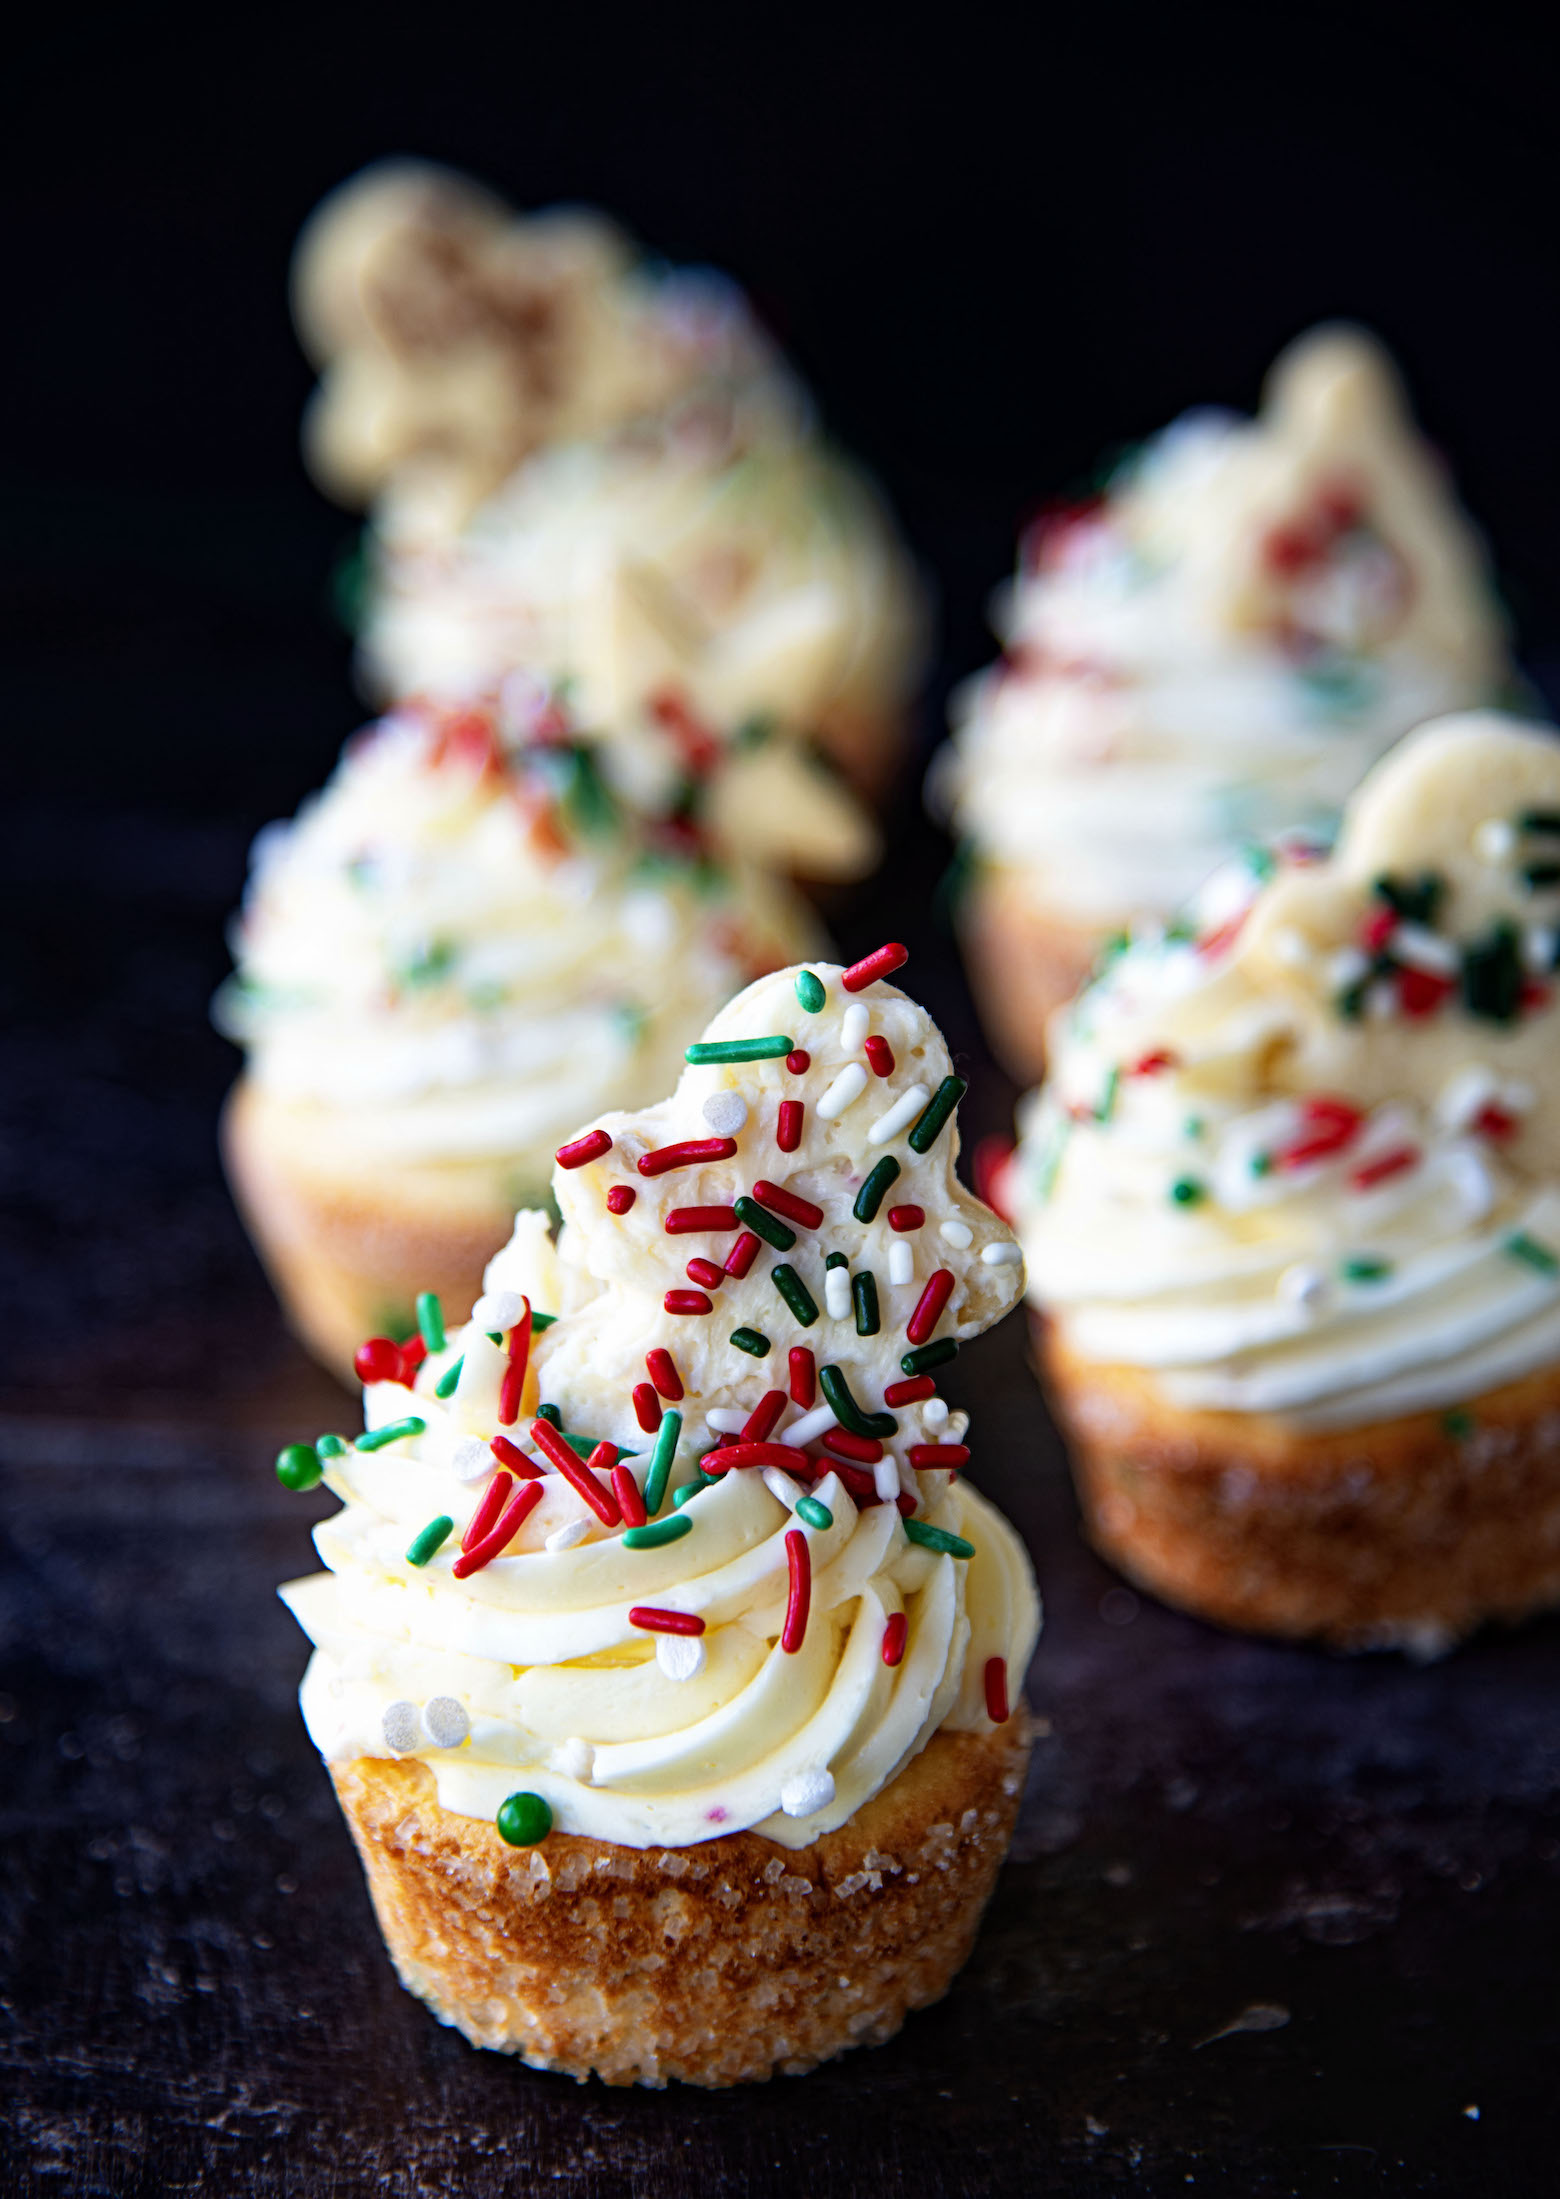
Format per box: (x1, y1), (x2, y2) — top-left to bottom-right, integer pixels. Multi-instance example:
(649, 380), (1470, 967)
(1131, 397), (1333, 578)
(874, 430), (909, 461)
(397, 938), (455, 988)
(415, 1291), (445, 1353)
(825, 1251), (848, 1270)
(731, 1326), (771, 1358)
(1183, 1117), (1205, 1140)
(1250, 1152), (1273, 1178)
(643, 1409), (682, 1517)
(1506, 1231), (1560, 1276)
(1372, 871), (1444, 927)
(819, 1363), (896, 1439)
(496, 1792), (553, 1846)
(1244, 843), (1277, 882)
(406, 1516), (453, 1567)
(908, 1075), (968, 1155)
(537, 1403), (562, 1427)
(316, 1433), (348, 1459)
(275, 1442), (321, 1492)
(686, 1036), (793, 1064)
(901, 1339), (958, 1377)
(1170, 1177), (1206, 1206)
(772, 1264), (819, 1327)
(853, 1272), (881, 1336)
(559, 1430), (620, 1463)
(902, 1518), (975, 1559)
(1095, 1065), (1120, 1123)
(622, 1513), (694, 1550)
(1520, 809), (1560, 835)
(853, 1155), (901, 1223)
(1341, 1256), (1391, 1283)
(795, 1495), (834, 1531)
(531, 1311), (557, 1332)
(355, 1417), (426, 1452)
(1462, 920), (1524, 1024)
(1442, 1410), (1476, 1440)
(672, 1476), (711, 1509)
(434, 1356), (464, 1399)
(734, 712), (776, 752)
(734, 1195), (795, 1251)
(1522, 862), (1560, 892)
(562, 744), (617, 836)
(795, 970), (827, 1013)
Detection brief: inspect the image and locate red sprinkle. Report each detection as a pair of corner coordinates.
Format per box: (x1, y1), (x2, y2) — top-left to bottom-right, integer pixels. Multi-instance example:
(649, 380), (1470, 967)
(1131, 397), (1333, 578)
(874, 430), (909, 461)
(776, 1100), (803, 1153)
(785, 1050), (811, 1075)
(685, 1257), (725, 1290)
(781, 1530), (811, 1652)
(882, 1612), (908, 1667)
(887, 1205), (926, 1233)
(646, 1348), (683, 1402)
(1128, 1049), (1178, 1077)
(497, 1300), (532, 1427)
(530, 1420), (622, 1527)
(611, 1464), (648, 1529)
(908, 1443), (970, 1471)
(742, 1390), (788, 1443)
(789, 1346), (816, 1408)
(452, 1480), (542, 1577)
(1360, 906), (1397, 952)
(864, 1036), (895, 1078)
(632, 1383), (663, 1434)
(556, 1128), (613, 1170)
(895, 1492), (918, 1517)
(629, 1606), (705, 1637)
(1398, 966), (1454, 1018)
(830, 1461), (879, 1502)
(1277, 1096), (1362, 1171)
(490, 1435), (542, 1478)
(906, 1269), (955, 1347)
(638, 1138), (738, 1178)
(664, 1205), (739, 1234)
(884, 1375), (935, 1407)
(1522, 977), (1552, 1014)
(397, 1335), (427, 1383)
(1197, 913), (1247, 960)
(605, 1185), (637, 1214)
(1350, 1145), (1420, 1191)
(1473, 1103), (1520, 1141)
(701, 1440), (818, 1475)
(354, 1337), (403, 1384)
(984, 1656), (1010, 1724)
(664, 1290), (714, 1316)
(842, 942), (909, 993)
(822, 1427), (883, 1464)
(461, 1470), (512, 1553)
(724, 1231), (761, 1279)
(753, 1179), (824, 1229)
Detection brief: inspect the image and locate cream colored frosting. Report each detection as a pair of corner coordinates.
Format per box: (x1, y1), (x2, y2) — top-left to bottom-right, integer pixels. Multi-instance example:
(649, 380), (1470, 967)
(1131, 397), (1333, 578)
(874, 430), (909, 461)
(940, 328), (1510, 926)
(282, 962), (1039, 1848)
(1017, 713), (1560, 1430)
(217, 698), (816, 1175)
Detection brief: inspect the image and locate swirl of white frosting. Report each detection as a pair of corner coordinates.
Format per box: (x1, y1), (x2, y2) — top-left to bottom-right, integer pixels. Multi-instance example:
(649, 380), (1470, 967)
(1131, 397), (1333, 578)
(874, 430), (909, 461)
(217, 701), (815, 1173)
(282, 963), (1039, 1848)
(939, 328), (1509, 925)
(1017, 714), (1560, 1430)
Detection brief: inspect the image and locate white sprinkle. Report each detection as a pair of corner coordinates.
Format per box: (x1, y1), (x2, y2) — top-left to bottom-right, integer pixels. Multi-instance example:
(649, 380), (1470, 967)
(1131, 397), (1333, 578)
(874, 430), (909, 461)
(817, 1062), (869, 1120)
(705, 1408), (748, 1436)
(469, 1289), (526, 1333)
(449, 1436), (494, 1484)
(1393, 923), (1459, 977)
(824, 1266), (853, 1320)
(1277, 1264), (1328, 1313)
(1445, 1146), (1495, 1221)
(840, 1003), (870, 1053)
(867, 1083), (930, 1144)
(873, 1455), (900, 1502)
(1474, 817), (1515, 863)
(702, 1091), (749, 1137)
(1326, 947), (1371, 991)
(762, 1465), (805, 1510)
(1270, 927), (1312, 969)
(940, 1219), (973, 1248)
(1364, 978), (1397, 1022)
(981, 1241), (1023, 1267)
(888, 1239), (915, 1287)
(1436, 1063), (1502, 1131)
(545, 1518), (591, 1552)
(783, 1403), (838, 1447)
(380, 1701), (420, 1755)
(1524, 925), (1557, 975)
(422, 1696), (469, 1749)
(779, 1766), (836, 1819)
(897, 1453), (920, 1500)
(551, 1736), (595, 1781)
(656, 1632), (707, 1683)
(921, 1397), (950, 1430)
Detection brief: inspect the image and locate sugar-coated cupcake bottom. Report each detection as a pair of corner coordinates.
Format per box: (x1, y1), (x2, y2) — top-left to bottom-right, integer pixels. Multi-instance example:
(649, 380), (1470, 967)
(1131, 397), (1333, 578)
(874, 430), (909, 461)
(958, 871), (1106, 1082)
(330, 1719), (1032, 2087)
(222, 1078), (536, 1384)
(1038, 1315), (1560, 1651)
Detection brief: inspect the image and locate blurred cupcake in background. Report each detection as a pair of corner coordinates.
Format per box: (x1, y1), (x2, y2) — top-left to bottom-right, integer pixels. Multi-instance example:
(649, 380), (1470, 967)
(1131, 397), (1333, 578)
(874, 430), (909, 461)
(217, 685), (820, 1382)
(295, 161), (925, 803)
(934, 326), (1512, 1078)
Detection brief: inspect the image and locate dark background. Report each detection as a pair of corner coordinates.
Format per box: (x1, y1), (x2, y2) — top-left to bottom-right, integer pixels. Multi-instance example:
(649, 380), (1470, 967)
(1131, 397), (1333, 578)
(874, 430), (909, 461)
(6, 7), (1560, 2194)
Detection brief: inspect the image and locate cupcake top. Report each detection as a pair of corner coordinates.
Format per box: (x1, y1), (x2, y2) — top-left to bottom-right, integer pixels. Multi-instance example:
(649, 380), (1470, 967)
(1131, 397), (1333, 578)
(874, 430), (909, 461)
(940, 327), (1510, 925)
(1015, 712), (1560, 1431)
(280, 954), (1038, 1849)
(216, 691), (817, 1176)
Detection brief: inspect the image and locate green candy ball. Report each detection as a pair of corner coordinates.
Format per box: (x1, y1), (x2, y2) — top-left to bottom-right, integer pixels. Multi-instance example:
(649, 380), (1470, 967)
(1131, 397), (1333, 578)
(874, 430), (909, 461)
(496, 1791), (553, 1847)
(275, 1442), (322, 1492)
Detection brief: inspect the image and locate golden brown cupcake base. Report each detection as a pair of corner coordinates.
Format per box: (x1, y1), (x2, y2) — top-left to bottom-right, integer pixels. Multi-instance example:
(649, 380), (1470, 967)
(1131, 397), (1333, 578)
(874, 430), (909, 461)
(1038, 1313), (1560, 1649)
(222, 1078), (534, 1384)
(958, 871), (1105, 1082)
(330, 1718), (1032, 2086)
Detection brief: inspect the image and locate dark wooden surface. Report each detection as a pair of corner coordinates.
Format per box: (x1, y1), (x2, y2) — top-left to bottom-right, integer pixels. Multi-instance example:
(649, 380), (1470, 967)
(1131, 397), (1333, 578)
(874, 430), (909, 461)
(4, 797), (1559, 2198)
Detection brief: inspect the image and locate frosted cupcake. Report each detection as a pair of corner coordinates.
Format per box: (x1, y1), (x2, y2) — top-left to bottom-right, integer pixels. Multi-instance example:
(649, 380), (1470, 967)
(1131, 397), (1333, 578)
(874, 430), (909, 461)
(296, 161), (924, 800)
(218, 690), (817, 1381)
(938, 327), (1510, 1077)
(277, 950), (1037, 2085)
(1014, 712), (1560, 1648)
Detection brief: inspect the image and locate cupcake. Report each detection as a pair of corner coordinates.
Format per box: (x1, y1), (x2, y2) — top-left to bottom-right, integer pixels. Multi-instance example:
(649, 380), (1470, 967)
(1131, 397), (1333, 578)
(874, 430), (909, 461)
(218, 690), (818, 1382)
(296, 161), (924, 802)
(1014, 711), (1560, 1649)
(277, 950), (1038, 2085)
(937, 326), (1511, 1078)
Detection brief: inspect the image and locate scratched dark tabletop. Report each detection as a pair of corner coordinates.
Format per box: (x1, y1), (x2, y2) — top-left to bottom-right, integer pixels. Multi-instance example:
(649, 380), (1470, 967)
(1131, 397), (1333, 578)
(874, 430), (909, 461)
(3, 776), (1559, 2199)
